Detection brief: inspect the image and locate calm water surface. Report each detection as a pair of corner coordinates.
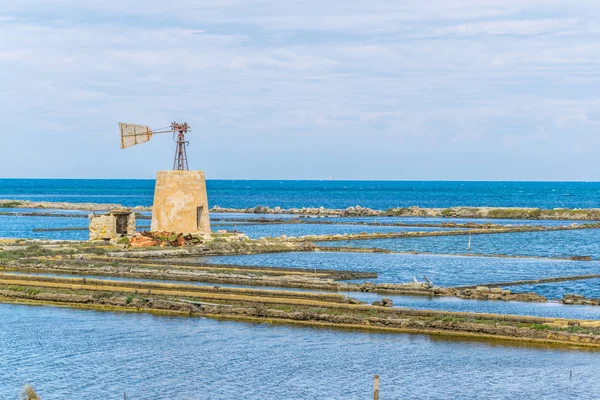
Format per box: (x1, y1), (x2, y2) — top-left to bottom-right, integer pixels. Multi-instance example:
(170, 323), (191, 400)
(0, 214), (456, 241)
(506, 279), (600, 300)
(318, 229), (600, 259)
(1, 303), (598, 400)
(0, 214), (150, 241)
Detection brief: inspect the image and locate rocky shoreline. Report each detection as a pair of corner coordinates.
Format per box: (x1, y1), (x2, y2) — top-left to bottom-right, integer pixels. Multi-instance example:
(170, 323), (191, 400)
(211, 205), (600, 220)
(562, 294), (600, 306)
(4, 199), (600, 221)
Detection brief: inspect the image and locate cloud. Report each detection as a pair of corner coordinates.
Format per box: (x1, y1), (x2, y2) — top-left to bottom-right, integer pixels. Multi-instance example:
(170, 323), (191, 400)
(1, 1), (600, 179)
(438, 19), (579, 37)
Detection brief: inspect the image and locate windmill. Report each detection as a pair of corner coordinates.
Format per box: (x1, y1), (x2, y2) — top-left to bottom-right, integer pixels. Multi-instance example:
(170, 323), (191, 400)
(118, 121), (191, 170)
(118, 120), (211, 237)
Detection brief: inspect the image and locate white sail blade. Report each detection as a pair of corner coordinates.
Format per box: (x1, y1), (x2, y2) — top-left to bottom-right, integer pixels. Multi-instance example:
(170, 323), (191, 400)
(119, 123), (153, 149)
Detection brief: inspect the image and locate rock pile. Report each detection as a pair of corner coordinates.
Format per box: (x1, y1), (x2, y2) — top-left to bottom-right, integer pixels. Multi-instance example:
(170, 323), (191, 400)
(129, 232), (203, 248)
(372, 298), (394, 307)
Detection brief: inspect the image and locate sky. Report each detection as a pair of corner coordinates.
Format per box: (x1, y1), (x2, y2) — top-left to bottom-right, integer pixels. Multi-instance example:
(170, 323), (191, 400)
(1, 0), (600, 180)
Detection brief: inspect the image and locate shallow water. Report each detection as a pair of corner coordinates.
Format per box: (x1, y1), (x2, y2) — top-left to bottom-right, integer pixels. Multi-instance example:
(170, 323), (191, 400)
(0, 214), (150, 241)
(200, 252), (600, 287)
(350, 293), (600, 320)
(0, 215), (90, 240)
(318, 228), (600, 259)
(0, 303), (598, 400)
(506, 279), (600, 300)
(0, 208), (93, 214)
(0, 213), (457, 241)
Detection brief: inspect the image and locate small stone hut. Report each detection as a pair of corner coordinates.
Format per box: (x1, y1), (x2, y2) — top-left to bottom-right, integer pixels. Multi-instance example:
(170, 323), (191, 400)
(89, 209), (136, 241)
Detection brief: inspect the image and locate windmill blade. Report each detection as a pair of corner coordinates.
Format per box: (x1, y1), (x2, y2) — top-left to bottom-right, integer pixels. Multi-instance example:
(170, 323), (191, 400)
(119, 123), (153, 149)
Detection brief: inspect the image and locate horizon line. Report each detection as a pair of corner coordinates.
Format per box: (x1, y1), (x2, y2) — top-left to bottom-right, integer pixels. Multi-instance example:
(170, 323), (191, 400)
(1, 178), (600, 184)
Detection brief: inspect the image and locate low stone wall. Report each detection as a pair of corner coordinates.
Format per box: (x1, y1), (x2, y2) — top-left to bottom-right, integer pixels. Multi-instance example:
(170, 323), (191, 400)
(355, 282), (547, 302)
(0, 199), (150, 212)
(0, 287), (599, 348)
(562, 294), (600, 306)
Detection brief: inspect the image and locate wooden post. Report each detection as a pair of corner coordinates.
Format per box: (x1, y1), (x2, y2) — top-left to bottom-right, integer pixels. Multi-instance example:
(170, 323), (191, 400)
(374, 374), (380, 400)
(124, 393), (127, 400)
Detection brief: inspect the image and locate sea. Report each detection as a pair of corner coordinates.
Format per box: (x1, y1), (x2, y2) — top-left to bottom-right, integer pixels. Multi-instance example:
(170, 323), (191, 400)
(1, 179), (600, 209)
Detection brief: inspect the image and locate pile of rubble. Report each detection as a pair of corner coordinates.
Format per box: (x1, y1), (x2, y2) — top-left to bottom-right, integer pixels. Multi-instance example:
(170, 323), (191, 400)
(129, 231), (203, 248)
(372, 298), (394, 307)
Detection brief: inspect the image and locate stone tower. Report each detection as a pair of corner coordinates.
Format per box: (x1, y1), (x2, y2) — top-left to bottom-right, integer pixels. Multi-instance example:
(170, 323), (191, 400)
(150, 170), (211, 237)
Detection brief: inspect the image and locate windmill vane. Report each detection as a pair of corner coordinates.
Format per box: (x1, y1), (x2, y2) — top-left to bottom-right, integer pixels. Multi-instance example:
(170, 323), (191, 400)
(118, 121), (191, 171)
(171, 122), (189, 134)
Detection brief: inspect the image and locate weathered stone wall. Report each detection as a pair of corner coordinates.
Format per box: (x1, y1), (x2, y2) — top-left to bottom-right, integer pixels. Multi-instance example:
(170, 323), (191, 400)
(126, 213), (136, 234)
(89, 211), (136, 240)
(150, 170), (211, 237)
(89, 214), (117, 240)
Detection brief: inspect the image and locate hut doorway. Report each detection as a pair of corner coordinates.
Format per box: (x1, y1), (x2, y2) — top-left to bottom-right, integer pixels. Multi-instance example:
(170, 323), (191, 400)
(116, 215), (128, 234)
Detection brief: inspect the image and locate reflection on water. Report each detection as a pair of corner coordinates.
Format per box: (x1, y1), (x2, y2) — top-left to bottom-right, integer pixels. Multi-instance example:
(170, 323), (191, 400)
(0, 303), (598, 400)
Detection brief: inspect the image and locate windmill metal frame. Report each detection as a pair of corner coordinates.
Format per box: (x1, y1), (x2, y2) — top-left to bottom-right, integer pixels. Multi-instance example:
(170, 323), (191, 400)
(119, 121), (192, 171)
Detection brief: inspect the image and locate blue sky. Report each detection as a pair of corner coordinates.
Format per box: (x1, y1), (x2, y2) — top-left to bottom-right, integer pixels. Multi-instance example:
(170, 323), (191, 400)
(1, 1), (600, 180)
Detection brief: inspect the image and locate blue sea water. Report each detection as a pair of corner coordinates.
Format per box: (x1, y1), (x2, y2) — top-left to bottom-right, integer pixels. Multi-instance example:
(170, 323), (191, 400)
(2, 179), (600, 209)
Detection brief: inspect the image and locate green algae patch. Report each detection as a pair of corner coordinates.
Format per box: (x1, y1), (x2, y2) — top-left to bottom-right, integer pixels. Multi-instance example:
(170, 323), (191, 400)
(0, 201), (22, 208)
